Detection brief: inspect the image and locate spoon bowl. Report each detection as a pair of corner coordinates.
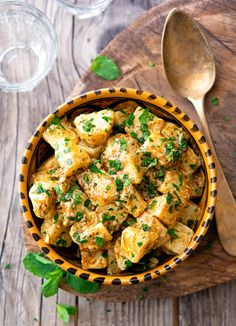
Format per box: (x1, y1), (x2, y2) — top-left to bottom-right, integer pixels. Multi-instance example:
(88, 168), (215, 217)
(162, 8), (215, 99)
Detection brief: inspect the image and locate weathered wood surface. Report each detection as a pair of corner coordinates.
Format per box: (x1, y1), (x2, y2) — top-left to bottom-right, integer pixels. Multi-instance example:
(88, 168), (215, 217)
(0, 0), (236, 325)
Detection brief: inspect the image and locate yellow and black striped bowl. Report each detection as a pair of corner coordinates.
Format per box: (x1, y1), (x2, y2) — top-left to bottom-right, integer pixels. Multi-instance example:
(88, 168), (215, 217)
(19, 88), (217, 285)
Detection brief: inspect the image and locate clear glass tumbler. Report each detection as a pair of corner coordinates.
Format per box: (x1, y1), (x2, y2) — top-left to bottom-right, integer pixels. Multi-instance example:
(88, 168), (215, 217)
(0, 2), (57, 92)
(57, 0), (113, 19)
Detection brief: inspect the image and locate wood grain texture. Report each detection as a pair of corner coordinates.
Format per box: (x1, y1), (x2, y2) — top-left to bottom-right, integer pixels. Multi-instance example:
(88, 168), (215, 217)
(1, 0), (236, 325)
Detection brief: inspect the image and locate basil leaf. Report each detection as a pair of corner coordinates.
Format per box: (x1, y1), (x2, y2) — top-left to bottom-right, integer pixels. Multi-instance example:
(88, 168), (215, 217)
(91, 55), (120, 80)
(65, 273), (100, 294)
(23, 252), (61, 278)
(41, 269), (64, 297)
(56, 304), (77, 323)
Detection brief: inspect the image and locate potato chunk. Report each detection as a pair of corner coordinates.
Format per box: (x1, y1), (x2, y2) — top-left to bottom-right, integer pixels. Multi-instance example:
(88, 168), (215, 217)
(29, 182), (55, 219)
(78, 141), (105, 159)
(177, 201), (201, 229)
(80, 250), (107, 270)
(78, 166), (117, 206)
(120, 212), (169, 263)
(114, 237), (129, 271)
(55, 140), (91, 177)
(37, 156), (60, 172)
(157, 169), (191, 200)
(74, 110), (115, 147)
(188, 169), (205, 199)
(41, 217), (72, 247)
(95, 203), (128, 234)
(120, 184), (147, 217)
(102, 134), (143, 184)
(161, 222), (194, 255)
(70, 222), (112, 252)
(125, 106), (165, 141)
(43, 118), (78, 150)
(148, 194), (179, 228)
(114, 101), (137, 128)
(107, 243), (122, 275)
(178, 147), (201, 175)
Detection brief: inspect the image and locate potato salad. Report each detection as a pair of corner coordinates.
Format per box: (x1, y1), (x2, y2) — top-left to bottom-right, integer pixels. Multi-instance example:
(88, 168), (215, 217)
(29, 104), (204, 274)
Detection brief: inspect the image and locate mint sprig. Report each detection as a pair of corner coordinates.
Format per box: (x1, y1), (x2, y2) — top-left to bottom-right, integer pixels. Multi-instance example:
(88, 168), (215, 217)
(23, 252), (100, 297)
(91, 55), (120, 80)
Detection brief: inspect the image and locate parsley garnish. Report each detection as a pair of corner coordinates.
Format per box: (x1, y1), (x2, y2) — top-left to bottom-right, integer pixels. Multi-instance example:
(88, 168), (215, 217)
(166, 192), (173, 204)
(141, 152), (158, 168)
(76, 212), (84, 222)
(83, 118), (95, 133)
(124, 113), (135, 127)
(120, 138), (127, 151)
(187, 219), (194, 227)
(49, 116), (65, 130)
(89, 163), (103, 174)
(108, 159), (123, 171)
(137, 242), (143, 247)
(84, 198), (92, 209)
(96, 236), (103, 247)
(195, 187), (201, 195)
(156, 168), (165, 182)
(142, 224), (149, 232)
(149, 200), (157, 209)
(102, 116), (111, 123)
(115, 177), (123, 191)
(124, 259), (132, 268)
(102, 213), (116, 222)
(83, 173), (90, 185)
(55, 239), (67, 247)
(53, 213), (59, 224)
(3, 263), (11, 270)
(123, 174), (131, 188)
(73, 232), (87, 244)
(167, 228), (178, 240)
(211, 96), (219, 106)
(189, 164), (196, 170)
(36, 183), (50, 197)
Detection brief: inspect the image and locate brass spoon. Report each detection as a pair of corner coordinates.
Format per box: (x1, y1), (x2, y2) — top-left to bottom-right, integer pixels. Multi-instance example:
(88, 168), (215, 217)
(161, 8), (236, 256)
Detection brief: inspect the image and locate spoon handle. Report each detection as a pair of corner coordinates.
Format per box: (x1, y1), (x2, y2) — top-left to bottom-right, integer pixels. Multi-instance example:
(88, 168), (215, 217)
(190, 97), (236, 256)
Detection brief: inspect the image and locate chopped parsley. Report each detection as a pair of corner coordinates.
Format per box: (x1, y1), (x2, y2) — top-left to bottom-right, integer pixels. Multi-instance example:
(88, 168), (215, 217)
(55, 239), (67, 247)
(124, 113), (135, 127)
(102, 116), (111, 123)
(167, 228), (178, 240)
(76, 212), (84, 222)
(123, 174), (131, 188)
(102, 252), (108, 258)
(137, 242), (143, 247)
(84, 198), (92, 209)
(120, 138), (127, 151)
(3, 263), (12, 270)
(141, 152), (158, 168)
(102, 213), (116, 222)
(36, 183), (50, 197)
(73, 232), (87, 244)
(178, 173), (183, 186)
(224, 116), (230, 122)
(211, 96), (219, 106)
(148, 62), (156, 67)
(72, 192), (82, 206)
(96, 236), (103, 247)
(142, 224), (149, 232)
(149, 199), (157, 209)
(53, 213), (59, 224)
(49, 116), (65, 130)
(83, 173), (90, 185)
(195, 187), (201, 195)
(108, 159), (123, 171)
(189, 164), (196, 170)
(156, 168), (165, 183)
(115, 177), (123, 192)
(124, 259), (132, 268)
(47, 168), (57, 175)
(83, 118), (95, 133)
(166, 192), (173, 204)
(106, 185), (111, 191)
(89, 163), (103, 174)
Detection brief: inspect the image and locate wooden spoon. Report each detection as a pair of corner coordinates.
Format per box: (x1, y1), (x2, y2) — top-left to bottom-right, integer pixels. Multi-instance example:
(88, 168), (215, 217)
(161, 8), (236, 256)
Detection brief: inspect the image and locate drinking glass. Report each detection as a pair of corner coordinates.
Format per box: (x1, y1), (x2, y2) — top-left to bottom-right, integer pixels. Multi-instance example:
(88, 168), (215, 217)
(57, 0), (113, 19)
(0, 2), (57, 92)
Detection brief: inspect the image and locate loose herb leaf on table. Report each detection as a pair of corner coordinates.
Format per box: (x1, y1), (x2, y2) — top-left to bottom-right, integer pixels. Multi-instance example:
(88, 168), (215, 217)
(56, 304), (77, 323)
(23, 252), (100, 297)
(91, 55), (120, 80)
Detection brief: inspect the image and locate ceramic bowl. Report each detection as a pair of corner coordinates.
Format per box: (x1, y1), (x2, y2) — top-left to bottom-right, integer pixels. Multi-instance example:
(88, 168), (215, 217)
(19, 88), (217, 285)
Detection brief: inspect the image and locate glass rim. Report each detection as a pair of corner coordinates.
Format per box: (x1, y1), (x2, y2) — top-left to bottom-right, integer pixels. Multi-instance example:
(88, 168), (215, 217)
(0, 1), (57, 92)
(57, 0), (112, 10)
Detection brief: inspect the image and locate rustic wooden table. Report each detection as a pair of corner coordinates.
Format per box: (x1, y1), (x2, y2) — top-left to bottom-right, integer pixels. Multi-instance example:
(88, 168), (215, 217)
(0, 0), (235, 325)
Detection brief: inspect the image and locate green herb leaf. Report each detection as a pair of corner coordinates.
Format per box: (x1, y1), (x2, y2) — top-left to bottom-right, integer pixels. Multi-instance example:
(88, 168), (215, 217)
(102, 116), (111, 123)
(83, 118), (95, 133)
(211, 96), (219, 106)
(49, 116), (65, 130)
(89, 163), (104, 174)
(83, 173), (90, 185)
(166, 192), (173, 204)
(57, 304), (77, 323)
(65, 272), (100, 293)
(23, 252), (61, 278)
(73, 232), (87, 244)
(189, 164), (196, 170)
(156, 168), (165, 183)
(141, 152), (158, 168)
(224, 116), (230, 122)
(148, 62), (156, 67)
(195, 187), (201, 195)
(96, 236), (103, 246)
(120, 138), (127, 151)
(149, 200), (157, 210)
(124, 113), (135, 127)
(137, 242), (143, 247)
(124, 259), (132, 268)
(41, 269), (64, 297)
(91, 55), (120, 80)
(115, 177), (123, 192)
(102, 213), (116, 222)
(36, 183), (50, 197)
(167, 228), (178, 240)
(53, 213), (59, 224)
(142, 223), (149, 232)
(3, 263), (11, 269)
(187, 219), (194, 228)
(108, 159), (123, 171)
(84, 198), (92, 209)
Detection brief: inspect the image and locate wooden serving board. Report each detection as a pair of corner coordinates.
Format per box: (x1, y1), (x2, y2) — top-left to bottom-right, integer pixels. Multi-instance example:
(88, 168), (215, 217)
(23, 0), (236, 301)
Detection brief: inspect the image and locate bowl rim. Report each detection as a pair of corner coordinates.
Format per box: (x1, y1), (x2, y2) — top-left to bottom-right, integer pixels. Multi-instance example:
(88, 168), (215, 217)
(19, 87), (217, 285)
